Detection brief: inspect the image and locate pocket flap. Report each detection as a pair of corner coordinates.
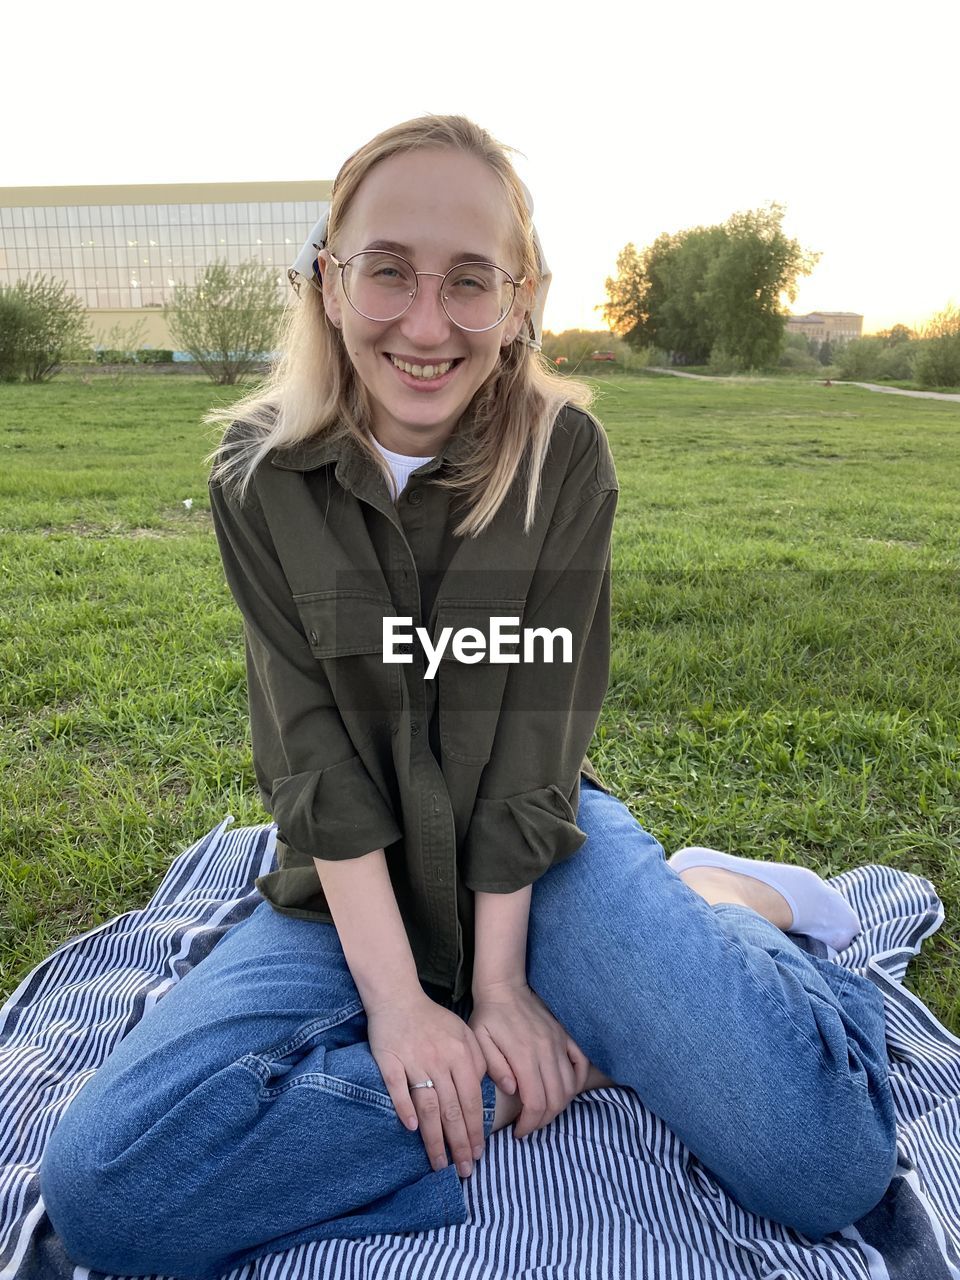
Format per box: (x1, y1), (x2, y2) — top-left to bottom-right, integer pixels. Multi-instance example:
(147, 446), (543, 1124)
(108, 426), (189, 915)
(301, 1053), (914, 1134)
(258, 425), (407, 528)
(295, 592), (395, 659)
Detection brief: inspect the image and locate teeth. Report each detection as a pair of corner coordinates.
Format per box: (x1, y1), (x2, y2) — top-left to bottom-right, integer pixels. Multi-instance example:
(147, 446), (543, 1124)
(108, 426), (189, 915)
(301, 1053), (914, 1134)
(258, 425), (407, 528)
(389, 354), (455, 380)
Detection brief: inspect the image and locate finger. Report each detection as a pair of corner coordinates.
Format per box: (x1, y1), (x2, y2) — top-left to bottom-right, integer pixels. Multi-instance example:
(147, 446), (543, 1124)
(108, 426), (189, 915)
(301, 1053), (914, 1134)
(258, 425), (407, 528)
(557, 1046), (578, 1106)
(411, 1078), (448, 1172)
(376, 1054), (420, 1133)
(537, 1049), (576, 1130)
(452, 1060), (487, 1165)
(473, 1024), (516, 1094)
(464, 1027), (488, 1088)
(466, 1040), (491, 1151)
(433, 1072), (474, 1176)
(567, 1040), (591, 1093)
(513, 1061), (547, 1140)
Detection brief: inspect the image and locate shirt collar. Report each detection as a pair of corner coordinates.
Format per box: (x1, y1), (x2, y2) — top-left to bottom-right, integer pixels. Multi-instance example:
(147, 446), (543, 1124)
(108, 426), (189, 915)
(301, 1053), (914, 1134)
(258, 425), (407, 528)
(269, 420), (474, 475)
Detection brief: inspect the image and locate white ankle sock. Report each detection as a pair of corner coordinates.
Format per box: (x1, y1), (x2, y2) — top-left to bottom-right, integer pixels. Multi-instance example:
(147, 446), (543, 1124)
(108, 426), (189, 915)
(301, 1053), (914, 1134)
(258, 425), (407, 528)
(667, 846), (862, 952)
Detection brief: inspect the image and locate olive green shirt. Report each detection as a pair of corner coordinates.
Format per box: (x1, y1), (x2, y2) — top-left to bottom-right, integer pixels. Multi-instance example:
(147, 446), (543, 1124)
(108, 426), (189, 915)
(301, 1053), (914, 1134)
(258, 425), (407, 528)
(208, 403), (619, 1000)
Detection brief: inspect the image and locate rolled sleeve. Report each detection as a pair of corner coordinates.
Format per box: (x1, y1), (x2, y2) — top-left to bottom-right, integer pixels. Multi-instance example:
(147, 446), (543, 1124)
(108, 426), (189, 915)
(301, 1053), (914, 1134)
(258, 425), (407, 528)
(461, 472), (618, 893)
(208, 451), (401, 863)
(461, 784), (587, 892)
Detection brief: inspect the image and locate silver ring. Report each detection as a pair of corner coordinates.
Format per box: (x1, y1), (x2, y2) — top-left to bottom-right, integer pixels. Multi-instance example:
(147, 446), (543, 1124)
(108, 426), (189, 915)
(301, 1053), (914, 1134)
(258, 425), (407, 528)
(410, 1078), (434, 1090)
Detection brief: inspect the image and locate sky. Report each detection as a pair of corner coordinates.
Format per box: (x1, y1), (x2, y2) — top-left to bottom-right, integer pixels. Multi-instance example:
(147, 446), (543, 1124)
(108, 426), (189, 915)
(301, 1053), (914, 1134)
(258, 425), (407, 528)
(3, 0), (956, 337)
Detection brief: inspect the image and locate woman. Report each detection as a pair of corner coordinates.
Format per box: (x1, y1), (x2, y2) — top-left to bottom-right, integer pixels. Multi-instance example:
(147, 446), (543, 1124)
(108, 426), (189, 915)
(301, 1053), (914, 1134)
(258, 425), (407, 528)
(38, 115), (897, 1279)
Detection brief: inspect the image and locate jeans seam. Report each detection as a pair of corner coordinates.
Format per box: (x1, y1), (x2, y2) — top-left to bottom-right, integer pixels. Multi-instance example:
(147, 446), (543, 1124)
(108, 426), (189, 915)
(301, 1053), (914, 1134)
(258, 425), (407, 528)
(257, 1071), (396, 1112)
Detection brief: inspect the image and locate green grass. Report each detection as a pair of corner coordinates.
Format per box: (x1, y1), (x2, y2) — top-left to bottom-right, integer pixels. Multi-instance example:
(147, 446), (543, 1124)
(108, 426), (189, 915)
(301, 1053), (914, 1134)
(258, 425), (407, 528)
(2, 372), (959, 1032)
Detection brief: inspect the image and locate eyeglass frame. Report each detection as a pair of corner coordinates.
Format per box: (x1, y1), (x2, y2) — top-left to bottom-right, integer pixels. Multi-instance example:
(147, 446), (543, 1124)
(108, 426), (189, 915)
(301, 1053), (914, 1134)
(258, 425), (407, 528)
(323, 248), (528, 333)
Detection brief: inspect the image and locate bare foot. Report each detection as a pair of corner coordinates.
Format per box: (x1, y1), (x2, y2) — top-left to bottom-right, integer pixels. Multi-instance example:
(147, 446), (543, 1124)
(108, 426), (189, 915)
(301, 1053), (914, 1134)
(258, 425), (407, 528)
(677, 865), (793, 931)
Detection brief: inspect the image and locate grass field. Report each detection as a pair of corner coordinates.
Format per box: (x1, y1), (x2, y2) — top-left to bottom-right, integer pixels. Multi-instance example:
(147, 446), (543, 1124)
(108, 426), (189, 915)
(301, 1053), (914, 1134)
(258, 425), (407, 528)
(2, 372), (958, 1031)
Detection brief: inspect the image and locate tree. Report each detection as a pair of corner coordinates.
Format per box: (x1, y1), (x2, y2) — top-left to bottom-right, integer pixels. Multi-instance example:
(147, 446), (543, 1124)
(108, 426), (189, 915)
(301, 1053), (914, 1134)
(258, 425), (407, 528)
(0, 274), (91, 381)
(876, 323), (915, 347)
(164, 260), (285, 384)
(600, 243), (649, 349)
(914, 303), (960, 388)
(602, 204), (818, 369)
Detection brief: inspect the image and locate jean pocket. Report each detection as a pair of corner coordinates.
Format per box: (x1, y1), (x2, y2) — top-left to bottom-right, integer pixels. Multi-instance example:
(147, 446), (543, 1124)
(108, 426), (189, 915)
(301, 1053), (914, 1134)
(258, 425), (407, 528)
(241, 1003), (395, 1113)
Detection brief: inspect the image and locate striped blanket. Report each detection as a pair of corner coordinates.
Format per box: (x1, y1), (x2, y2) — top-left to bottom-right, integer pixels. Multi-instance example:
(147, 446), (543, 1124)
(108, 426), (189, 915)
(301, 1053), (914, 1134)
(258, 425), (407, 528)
(2, 819), (959, 1279)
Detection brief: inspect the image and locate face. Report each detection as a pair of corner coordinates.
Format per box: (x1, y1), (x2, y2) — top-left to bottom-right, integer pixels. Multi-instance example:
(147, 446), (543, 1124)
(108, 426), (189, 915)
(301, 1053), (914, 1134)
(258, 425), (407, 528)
(318, 148), (533, 456)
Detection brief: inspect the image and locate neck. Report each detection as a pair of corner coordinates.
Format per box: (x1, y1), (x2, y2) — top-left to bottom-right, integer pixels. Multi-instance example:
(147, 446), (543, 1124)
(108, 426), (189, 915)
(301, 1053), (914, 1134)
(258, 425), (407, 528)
(371, 420), (454, 457)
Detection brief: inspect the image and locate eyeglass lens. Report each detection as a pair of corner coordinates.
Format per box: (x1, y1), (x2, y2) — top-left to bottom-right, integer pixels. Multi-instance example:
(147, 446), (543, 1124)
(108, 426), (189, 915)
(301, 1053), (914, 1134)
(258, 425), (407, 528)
(341, 252), (515, 330)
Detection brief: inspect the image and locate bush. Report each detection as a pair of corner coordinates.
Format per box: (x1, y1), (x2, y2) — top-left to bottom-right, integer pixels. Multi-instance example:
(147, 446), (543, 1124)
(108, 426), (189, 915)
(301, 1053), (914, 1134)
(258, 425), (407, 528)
(620, 346), (659, 372)
(94, 347), (139, 365)
(137, 348), (174, 364)
(914, 337), (960, 389)
(164, 259), (284, 385)
(0, 274), (91, 381)
(875, 344), (916, 381)
(0, 292), (33, 381)
(834, 336), (885, 381)
(706, 343), (741, 374)
(778, 338), (819, 373)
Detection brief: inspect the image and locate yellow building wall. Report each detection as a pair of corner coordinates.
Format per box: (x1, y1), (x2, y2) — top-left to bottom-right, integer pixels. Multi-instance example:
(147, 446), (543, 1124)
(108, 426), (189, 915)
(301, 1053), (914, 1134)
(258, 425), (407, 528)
(88, 309), (177, 348)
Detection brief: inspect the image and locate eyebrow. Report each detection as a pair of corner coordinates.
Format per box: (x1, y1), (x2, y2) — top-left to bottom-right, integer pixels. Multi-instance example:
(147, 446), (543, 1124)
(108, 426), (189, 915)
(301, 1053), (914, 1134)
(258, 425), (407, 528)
(362, 239), (498, 266)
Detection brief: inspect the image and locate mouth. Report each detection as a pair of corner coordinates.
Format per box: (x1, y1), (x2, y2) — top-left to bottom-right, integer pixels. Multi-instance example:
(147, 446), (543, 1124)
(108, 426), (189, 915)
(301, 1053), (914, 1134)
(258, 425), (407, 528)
(383, 352), (465, 390)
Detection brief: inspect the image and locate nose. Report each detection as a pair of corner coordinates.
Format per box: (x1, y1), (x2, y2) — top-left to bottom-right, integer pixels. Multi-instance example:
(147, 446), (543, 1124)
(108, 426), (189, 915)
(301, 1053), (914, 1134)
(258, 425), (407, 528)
(397, 273), (455, 347)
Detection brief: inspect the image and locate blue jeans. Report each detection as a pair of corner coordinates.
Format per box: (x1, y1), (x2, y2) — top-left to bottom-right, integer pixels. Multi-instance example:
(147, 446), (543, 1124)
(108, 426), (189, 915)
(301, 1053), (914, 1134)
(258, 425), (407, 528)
(39, 780), (897, 1277)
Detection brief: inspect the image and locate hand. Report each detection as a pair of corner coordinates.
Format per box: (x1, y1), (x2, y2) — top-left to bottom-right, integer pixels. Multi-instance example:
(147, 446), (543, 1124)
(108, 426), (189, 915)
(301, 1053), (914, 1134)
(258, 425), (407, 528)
(468, 978), (592, 1139)
(366, 990), (488, 1177)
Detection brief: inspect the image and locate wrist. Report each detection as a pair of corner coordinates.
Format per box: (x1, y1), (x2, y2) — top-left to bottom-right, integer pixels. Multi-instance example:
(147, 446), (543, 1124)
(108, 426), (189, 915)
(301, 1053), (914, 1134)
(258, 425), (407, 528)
(471, 973), (528, 1000)
(355, 962), (427, 1013)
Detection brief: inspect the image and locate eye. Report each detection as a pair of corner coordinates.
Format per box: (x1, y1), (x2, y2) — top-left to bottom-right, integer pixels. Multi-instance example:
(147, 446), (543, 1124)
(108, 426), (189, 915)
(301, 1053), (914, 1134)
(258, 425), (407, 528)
(352, 253), (415, 286)
(447, 264), (497, 292)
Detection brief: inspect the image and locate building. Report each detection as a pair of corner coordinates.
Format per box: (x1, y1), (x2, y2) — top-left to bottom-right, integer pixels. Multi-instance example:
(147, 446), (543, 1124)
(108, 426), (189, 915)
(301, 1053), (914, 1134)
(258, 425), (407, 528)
(785, 311), (863, 345)
(0, 181), (332, 353)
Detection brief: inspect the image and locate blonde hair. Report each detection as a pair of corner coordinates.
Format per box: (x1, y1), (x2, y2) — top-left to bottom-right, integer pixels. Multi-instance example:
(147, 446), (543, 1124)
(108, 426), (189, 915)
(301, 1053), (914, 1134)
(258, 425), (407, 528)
(203, 113), (595, 537)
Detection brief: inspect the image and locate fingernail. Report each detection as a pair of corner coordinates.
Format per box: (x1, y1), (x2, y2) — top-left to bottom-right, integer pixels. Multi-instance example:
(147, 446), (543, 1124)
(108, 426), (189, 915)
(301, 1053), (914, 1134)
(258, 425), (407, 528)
(432, 1158), (446, 1172)
(458, 1160), (473, 1177)
(473, 1145), (483, 1160)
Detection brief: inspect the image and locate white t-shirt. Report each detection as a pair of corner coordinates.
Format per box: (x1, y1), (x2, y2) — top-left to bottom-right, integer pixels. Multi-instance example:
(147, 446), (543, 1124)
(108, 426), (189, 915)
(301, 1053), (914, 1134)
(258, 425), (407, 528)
(369, 436), (436, 501)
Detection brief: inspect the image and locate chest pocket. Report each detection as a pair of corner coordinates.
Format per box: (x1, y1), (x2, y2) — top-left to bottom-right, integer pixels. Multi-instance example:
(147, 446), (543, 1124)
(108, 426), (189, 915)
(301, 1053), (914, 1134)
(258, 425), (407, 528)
(432, 599), (526, 765)
(294, 591), (402, 746)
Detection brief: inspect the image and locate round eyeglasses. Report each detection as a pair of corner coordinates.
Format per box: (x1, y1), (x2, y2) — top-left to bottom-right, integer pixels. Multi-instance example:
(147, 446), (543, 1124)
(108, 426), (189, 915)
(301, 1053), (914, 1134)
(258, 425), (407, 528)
(327, 250), (526, 333)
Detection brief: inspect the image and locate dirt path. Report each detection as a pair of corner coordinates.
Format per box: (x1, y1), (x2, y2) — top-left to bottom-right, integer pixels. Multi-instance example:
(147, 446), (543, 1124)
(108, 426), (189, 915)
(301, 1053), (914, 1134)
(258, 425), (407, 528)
(828, 380), (960, 403)
(645, 367), (960, 402)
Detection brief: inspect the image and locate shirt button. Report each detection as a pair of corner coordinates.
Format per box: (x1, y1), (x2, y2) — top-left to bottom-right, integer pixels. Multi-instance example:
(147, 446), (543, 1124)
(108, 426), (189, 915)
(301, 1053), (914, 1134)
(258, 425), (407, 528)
(309, 630), (319, 645)
(407, 489), (423, 505)
(411, 720), (421, 735)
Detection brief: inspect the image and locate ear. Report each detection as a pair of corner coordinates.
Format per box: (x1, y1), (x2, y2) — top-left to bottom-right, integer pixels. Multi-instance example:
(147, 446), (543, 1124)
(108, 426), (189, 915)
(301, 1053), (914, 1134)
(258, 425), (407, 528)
(503, 276), (536, 345)
(316, 249), (343, 329)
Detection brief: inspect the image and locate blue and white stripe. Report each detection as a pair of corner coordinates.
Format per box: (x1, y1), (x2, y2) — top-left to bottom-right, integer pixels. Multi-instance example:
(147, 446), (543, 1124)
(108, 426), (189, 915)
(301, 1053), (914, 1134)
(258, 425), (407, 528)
(1, 823), (958, 1279)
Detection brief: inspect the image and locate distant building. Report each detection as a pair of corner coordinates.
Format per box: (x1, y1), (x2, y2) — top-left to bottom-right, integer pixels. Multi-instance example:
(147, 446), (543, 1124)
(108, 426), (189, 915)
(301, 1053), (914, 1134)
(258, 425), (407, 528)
(0, 180), (332, 353)
(786, 311), (863, 345)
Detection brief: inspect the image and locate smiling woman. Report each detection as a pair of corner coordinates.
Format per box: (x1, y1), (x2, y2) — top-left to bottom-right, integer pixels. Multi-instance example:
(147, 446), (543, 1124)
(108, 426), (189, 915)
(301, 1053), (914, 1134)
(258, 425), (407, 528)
(36, 114), (899, 1278)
